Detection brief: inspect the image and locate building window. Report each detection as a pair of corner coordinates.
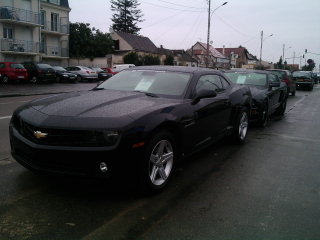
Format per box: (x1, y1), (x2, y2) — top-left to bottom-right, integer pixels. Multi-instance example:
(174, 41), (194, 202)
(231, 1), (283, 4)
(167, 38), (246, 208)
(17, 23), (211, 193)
(49, 0), (60, 5)
(51, 13), (58, 32)
(3, 27), (13, 39)
(40, 10), (46, 28)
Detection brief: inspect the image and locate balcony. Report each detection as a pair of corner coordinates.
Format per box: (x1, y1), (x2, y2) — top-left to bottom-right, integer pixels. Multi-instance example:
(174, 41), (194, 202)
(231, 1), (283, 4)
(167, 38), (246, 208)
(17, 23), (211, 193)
(0, 6), (41, 27)
(0, 38), (39, 55)
(41, 20), (69, 35)
(40, 44), (69, 58)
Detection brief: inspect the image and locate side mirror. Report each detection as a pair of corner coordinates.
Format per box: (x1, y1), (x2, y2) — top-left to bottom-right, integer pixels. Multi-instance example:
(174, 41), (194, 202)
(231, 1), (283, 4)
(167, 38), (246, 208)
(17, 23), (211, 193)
(192, 89), (217, 104)
(269, 81), (280, 88)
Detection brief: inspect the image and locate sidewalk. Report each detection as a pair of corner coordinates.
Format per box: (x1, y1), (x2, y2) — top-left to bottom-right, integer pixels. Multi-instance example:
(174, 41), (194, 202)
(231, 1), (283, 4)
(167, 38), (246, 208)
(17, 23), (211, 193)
(0, 82), (97, 98)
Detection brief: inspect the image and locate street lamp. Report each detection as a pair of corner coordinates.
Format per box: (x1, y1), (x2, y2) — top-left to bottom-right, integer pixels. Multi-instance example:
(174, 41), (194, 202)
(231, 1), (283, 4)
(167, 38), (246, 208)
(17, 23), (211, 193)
(282, 44), (291, 69)
(206, 1), (228, 68)
(259, 31), (273, 65)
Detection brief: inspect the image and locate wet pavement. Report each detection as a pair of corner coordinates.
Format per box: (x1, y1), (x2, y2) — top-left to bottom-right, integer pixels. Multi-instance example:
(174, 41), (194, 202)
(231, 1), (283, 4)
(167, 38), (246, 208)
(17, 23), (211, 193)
(0, 82), (97, 98)
(0, 85), (320, 239)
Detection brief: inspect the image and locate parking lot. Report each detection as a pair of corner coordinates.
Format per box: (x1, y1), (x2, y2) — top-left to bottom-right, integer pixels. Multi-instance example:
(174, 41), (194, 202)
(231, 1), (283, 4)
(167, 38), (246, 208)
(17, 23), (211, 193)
(0, 83), (320, 240)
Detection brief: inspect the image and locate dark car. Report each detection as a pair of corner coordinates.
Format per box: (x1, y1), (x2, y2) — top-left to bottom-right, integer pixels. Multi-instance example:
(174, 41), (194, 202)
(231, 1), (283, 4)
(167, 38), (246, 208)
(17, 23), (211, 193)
(0, 62), (28, 83)
(52, 66), (77, 83)
(22, 62), (56, 83)
(292, 71), (314, 91)
(266, 69), (296, 96)
(90, 67), (113, 80)
(311, 72), (318, 84)
(9, 66), (251, 192)
(225, 69), (287, 127)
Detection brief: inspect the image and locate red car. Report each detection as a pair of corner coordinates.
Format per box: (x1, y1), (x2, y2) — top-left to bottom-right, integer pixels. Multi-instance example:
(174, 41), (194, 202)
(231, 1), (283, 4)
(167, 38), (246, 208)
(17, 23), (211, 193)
(0, 62), (28, 83)
(101, 67), (118, 75)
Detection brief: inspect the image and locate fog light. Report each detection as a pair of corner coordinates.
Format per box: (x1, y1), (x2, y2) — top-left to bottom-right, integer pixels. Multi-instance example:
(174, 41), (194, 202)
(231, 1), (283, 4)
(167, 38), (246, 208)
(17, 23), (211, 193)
(99, 162), (108, 173)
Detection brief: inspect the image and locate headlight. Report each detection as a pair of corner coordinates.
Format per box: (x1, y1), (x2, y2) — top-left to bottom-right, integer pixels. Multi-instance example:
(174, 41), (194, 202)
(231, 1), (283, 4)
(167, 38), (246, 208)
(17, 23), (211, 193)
(95, 130), (120, 146)
(63, 74), (68, 77)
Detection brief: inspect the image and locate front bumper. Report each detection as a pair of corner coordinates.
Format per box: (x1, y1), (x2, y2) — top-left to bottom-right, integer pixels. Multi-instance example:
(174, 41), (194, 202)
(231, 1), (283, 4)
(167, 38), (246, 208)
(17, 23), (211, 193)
(10, 126), (142, 178)
(296, 82), (313, 88)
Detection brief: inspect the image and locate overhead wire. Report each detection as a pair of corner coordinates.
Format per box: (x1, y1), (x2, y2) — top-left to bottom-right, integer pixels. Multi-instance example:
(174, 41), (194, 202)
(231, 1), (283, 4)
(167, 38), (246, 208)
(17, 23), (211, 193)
(140, 0), (205, 13)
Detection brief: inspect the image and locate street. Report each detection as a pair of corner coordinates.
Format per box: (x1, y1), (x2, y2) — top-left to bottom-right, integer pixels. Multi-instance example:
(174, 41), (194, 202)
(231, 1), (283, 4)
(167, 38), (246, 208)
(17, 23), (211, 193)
(0, 83), (320, 240)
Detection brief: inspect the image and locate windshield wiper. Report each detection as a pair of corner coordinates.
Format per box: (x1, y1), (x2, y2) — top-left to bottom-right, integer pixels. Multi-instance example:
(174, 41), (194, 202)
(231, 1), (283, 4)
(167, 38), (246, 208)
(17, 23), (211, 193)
(134, 91), (159, 98)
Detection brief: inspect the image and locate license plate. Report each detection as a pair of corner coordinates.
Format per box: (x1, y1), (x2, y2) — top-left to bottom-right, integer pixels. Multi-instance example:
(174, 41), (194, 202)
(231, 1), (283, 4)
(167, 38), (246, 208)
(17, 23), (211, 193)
(298, 79), (304, 82)
(18, 76), (24, 79)
(70, 77), (75, 79)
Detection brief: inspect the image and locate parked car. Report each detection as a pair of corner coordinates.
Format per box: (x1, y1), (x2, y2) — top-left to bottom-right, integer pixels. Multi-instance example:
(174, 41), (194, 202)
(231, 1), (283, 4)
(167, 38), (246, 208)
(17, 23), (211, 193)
(22, 62), (56, 83)
(266, 69), (296, 96)
(0, 62), (28, 84)
(65, 66), (98, 82)
(9, 66), (251, 193)
(101, 67), (118, 75)
(89, 67), (112, 80)
(292, 71), (314, 91)
(225, 69), (287, 127)
(311, 72), (318, 84)
(52, 66), (77, 83)
(111, 64), (135, 74)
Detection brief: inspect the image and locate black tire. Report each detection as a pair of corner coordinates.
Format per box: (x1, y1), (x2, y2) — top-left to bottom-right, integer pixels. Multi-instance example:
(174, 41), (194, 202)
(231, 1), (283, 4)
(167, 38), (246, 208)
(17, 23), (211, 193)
(309, 85), (313, 91)
(77, 75), (82, 82)
(275, 96), (287, 116)
(232, 107), (249, 144)
(291, 89), (296, 96)
(258, 102), (269, 128)
(56, 76), (61, 83)
(140, 130), (176, 193)
(1, 75), (9, 84)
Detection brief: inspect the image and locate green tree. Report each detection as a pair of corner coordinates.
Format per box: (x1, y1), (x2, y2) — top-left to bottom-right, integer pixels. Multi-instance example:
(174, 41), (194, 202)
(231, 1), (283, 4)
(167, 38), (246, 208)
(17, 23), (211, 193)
(164, 55), (174, 65)
(143, 55), (160, 65)
(274, 57), (283, 69)
(124, 52), (140, 65)
(69, 23), (114, 58)
(110, 0), (144, 34)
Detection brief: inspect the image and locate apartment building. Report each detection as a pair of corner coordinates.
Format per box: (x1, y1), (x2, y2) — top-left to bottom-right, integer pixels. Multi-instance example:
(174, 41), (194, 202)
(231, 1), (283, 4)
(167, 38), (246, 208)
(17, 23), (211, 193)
(0, 0), (70, 65)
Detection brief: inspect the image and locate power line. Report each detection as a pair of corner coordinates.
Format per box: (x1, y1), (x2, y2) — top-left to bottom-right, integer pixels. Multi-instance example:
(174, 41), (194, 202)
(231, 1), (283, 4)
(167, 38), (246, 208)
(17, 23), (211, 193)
(140, 0), (205, 12)
(156, 0), (206, 10)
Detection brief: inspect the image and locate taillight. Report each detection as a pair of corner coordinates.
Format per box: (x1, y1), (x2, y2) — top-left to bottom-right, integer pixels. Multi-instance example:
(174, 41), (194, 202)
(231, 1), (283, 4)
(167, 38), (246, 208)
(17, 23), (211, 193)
(86, 71), (90, 74)
(282, 78), (289, 84)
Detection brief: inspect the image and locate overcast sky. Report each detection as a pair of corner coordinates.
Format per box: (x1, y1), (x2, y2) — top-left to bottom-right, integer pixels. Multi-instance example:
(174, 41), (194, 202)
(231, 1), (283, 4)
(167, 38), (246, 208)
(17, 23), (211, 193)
(68, 0), (320, 69)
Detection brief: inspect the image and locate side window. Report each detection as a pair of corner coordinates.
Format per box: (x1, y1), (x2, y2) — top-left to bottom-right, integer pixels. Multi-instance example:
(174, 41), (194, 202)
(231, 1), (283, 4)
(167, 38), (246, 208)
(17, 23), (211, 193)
(0, 63), (5, 68)
(269, 74), (279, 83)
(220, 76), (230, 89)
(196, 75), (223, 93)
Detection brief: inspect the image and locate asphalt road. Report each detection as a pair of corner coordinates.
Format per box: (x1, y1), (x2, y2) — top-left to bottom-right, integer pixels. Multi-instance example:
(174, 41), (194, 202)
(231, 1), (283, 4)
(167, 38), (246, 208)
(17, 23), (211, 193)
(0, 83), (320, 240)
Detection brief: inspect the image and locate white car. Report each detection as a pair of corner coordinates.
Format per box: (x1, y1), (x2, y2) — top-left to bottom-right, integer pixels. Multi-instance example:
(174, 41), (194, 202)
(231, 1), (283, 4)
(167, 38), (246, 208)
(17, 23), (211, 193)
(65, 66), (98, 82)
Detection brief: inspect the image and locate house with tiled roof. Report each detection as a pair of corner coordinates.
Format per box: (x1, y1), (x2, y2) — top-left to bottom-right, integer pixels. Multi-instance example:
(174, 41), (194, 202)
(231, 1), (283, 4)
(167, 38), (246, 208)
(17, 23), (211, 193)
(216, 47), (257, 68)
(189, 42), (229, 69)
(108, 31), (159, 66)
(171, 49), (198, 67)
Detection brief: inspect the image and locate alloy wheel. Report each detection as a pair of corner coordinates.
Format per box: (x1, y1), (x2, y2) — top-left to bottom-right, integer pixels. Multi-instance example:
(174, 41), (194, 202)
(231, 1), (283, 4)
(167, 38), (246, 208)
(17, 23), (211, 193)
(238, 112), (248, 141)
(149, 139), (174, 186)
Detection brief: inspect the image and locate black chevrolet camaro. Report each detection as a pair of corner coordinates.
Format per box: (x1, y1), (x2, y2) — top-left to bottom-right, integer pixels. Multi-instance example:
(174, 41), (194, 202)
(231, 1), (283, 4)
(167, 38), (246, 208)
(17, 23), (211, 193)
(224, 69), (288, 127)
(10, 66), (251, 192)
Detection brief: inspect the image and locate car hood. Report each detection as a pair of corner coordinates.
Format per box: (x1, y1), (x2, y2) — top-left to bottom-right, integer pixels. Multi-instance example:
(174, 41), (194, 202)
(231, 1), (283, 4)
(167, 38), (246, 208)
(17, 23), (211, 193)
(248, 85), (267, 98)
(28, 90), (179, 120)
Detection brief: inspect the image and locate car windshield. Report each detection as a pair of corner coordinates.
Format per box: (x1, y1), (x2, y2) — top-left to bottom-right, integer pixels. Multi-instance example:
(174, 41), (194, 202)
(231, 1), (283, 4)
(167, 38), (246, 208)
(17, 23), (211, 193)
(93, 67), (104, 72)
(10, 64), (24, 69)
(53, 66), (67, 71)
(98, 70), (191, 98)
(269, 71), (286, 79)
(292, 71), (311, 78)
(37, 64), (52, 69)
(225, 72), (267, 86)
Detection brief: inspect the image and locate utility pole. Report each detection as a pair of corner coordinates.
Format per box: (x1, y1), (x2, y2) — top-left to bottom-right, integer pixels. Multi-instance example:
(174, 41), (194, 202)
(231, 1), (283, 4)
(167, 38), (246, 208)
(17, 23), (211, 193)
(206, 0), (211, 68)
(282, 44), (285, 69)
(259, 30), (263, 65)
(293, 51), (295, 65)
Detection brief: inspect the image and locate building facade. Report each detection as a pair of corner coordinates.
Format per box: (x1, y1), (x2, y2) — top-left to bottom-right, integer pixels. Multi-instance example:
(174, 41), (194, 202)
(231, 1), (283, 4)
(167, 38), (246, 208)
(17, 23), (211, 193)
(0, 0), (70, 65)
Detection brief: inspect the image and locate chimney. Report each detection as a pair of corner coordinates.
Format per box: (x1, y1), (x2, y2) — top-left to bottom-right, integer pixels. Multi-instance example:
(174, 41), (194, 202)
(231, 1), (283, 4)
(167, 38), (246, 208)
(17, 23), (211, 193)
(222, 45), (225, 55)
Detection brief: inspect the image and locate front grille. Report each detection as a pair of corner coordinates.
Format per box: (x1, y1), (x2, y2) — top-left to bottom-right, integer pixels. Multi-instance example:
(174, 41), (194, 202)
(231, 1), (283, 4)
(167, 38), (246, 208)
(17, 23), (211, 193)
(13, 117), (116, 147)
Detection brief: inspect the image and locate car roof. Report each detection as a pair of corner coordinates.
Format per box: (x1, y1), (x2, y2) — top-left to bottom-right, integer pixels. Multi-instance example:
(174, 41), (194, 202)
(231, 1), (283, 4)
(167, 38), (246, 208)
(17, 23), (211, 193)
(226, 69), (271, 74)
(125, 65), (222, 74)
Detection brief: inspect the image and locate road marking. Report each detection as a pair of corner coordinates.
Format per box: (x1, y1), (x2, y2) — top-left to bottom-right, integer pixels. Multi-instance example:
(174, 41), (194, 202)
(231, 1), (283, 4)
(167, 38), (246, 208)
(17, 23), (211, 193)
(0, 116), (11, 120)
(0, 100), (28, 105)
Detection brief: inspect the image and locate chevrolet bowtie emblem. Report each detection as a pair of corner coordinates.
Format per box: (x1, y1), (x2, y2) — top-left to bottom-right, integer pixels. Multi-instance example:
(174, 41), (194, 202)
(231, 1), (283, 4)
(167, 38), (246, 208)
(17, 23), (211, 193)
(33, 131), (48, 139)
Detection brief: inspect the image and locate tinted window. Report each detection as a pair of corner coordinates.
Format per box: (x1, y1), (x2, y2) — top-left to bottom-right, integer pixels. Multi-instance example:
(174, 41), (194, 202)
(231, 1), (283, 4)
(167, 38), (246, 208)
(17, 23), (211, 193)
(37, 64), (52, 69)
(99, 70), (191, 98)
(10, 64), (24, 69)
(0, 63), (5, 68)
(220, 76), (230, 89)
(292, 71), (312, 78)
(225, 72), (267, 86)
(269, 74), (280, 83)
(270, 71), (286, 79)
(196, 75), (223, 92)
